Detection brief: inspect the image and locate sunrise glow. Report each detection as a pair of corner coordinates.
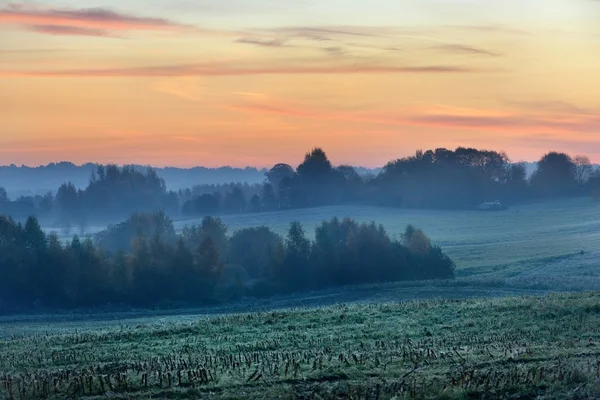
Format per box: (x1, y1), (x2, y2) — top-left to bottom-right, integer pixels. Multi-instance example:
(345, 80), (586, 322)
(1, 0), (599, 167)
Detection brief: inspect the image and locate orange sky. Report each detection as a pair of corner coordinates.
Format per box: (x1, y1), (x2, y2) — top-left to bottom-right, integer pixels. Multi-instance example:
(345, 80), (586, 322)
(1, 0), (599, 168)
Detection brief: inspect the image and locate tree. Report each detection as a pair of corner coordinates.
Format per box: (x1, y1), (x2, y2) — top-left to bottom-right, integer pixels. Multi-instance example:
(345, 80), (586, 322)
(505, 163), (529, 202)
(590, 168), (600, 201)
(249, 194), (261, 213)
(282, 221), (312, 289)
(223, 187), (246, 213)
(95, 211), (176, 253)
(38, 191), (54, 217)
(297, 148), (333, 180)
(574, 155), (593, 186)
(295, 148), (343, 206)
(195, 236), (224, 299)
(229, 227), (284, 279)
(261, 183), (278, 210)
(266, 163), (295, 189)
(530, 152), (577, 197)
(0, 187), (8, 206)
(336, 165), (363, 201)
(183, 193), (220, 216)
(402, 225), (431, 256)
(55, 182), (80, 234)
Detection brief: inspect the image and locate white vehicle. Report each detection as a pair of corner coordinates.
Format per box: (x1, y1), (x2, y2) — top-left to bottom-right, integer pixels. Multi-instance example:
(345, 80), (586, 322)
(476, 200), (508, 211)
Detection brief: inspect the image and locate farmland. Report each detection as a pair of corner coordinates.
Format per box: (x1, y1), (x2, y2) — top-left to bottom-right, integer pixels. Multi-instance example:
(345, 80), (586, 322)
(2, 292), (600, 399)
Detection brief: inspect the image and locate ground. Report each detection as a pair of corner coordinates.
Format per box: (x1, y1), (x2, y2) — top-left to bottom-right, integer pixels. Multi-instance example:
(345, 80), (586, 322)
(2, 292), (600, 399)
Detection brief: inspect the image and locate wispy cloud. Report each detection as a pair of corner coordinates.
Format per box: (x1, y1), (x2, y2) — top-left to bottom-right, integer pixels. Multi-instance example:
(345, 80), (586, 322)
(431, 44), (502, 57)
(28, 24), (115, 37)
(259, 26), (397, 42)
(231, 99), (600, 136)
(455, 25), (532, 36)
(322, 46), (347, 57)
(0, 61), (482, 77)
(0, 3), (190, 37)
(235, 37), (290, 47)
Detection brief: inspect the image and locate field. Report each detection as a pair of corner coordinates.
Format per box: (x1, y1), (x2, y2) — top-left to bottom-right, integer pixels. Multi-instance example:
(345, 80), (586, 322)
(174, 197), (600, 279)
(2, 292), (600, 399)
(5, 198), (600, 398)
(47, 197), (600, 281)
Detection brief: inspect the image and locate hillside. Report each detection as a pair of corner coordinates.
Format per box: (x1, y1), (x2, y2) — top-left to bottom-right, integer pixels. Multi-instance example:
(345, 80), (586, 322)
(2, 292), (600, 399)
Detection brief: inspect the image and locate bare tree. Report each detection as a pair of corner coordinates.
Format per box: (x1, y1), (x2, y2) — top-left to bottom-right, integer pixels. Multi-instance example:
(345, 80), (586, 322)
(574, 155), (593, 186)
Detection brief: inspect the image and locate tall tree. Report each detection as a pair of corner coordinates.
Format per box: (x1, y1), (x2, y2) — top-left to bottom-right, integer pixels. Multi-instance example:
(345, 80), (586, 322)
(265, 164), (295, 189)
(55, 182), (80, 234)
(0, 187), (8, 207)
(282, 221), (312, 289)
(261, 183), (278, 210)
(530, 152), (577, 197)
(574, 155), (593, 186)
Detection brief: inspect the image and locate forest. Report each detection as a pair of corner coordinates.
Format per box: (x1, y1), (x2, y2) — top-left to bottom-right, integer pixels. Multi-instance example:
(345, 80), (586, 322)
(1, 147), (598, 231)
(0, 212), (454, 313)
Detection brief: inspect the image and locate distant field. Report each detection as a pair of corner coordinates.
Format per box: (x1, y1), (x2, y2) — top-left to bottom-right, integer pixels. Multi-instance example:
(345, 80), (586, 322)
(2, 292), (600, 399)
(45, 197), (600, 280)
(173, 197), (600, 279)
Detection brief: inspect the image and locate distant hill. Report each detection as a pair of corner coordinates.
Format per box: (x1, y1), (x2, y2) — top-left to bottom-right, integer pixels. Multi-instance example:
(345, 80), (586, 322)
(0, 162), (382, 199)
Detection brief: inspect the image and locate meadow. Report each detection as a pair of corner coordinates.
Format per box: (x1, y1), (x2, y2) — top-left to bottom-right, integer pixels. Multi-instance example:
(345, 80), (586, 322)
(2, 292), (600, 399)
(4, 198), (600, 398)
(174, 197), (600, 279)
(46, 197), (600, 280)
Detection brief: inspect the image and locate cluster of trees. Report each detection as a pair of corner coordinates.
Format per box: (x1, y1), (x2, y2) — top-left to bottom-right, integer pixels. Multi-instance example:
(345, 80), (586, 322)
(0, 212), (454, 312)
(179, 183), (263, 216)
(179, 148), (599, 212)
(0, 166), (179, 233)
(1, 148), (598, 230)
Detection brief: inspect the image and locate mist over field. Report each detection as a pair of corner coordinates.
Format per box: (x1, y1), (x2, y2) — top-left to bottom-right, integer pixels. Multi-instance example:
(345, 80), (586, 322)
(2, 0), (600, 396)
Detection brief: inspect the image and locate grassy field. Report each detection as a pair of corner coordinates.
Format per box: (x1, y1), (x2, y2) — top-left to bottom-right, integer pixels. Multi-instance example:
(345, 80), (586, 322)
(2, 292), (600, 399)
(173, 197), (600, 279)
(46, 197), (600, 280)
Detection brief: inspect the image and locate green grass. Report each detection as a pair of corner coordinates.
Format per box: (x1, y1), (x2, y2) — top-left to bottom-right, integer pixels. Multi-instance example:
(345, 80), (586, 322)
(2, 292), (600, 399)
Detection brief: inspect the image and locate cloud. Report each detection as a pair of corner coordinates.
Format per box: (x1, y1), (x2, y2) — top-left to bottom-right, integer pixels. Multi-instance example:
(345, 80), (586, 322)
(231, 99), (600, 136)
(28, 24), (113, 37)
(505, 100), (595, 116)
(431, 44), (502, 57)
(0, 3), (189, 37)
(322, 46), (347, 57)
(235, 37), (290, 47)
(0, 61), (482, 77)
(455, 25), (532, 36)
(262, 26), (395, 41)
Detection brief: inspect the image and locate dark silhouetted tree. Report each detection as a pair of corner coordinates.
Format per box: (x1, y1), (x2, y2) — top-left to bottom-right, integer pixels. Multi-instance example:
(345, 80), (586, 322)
(574, 155), (593, 187)
(249, 194), (261, 213)
(530, 152), (577, 197)
(229, 227), (283, 279)
(261, 183), (278, 210)
(223, 187), (246, 213)
(266, 163), (295, 189)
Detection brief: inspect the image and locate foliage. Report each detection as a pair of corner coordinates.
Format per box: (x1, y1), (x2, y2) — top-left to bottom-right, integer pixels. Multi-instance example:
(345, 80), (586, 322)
(0, 212), (454, 312)
(530, 152), (578, 197)
(1, 147), (597, 227)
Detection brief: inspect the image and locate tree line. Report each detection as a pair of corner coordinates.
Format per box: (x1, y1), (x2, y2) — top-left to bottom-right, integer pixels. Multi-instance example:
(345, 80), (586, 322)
(0, 212), (454, 312)
(1, 148), (598, 230)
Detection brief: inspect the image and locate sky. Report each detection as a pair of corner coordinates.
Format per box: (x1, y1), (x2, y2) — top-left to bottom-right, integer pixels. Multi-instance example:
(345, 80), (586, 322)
(0, 0), (599, 168)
